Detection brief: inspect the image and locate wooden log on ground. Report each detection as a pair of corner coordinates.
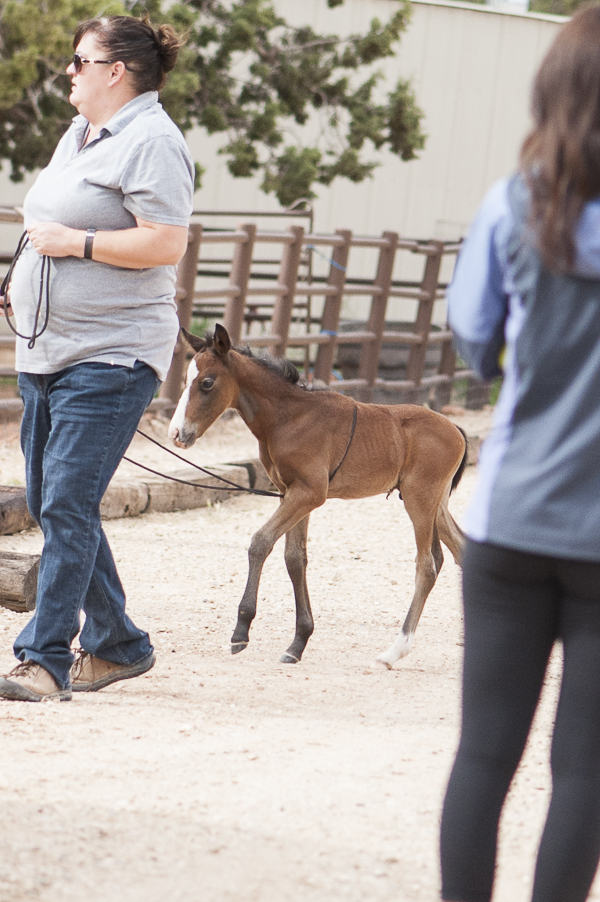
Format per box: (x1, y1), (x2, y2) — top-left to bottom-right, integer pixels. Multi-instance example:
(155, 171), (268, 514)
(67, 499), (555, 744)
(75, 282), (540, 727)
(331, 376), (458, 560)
(0, 486), (36, 535)
(0, 551), (40, 612)
(227, 459), (276, 494)
(0, 399), (24, 424)
(143, 464), (253, 514)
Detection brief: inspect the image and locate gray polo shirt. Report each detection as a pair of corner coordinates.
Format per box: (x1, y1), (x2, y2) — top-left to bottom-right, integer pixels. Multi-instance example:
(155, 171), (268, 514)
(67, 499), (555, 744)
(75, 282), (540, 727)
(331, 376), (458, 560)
(11, 91), (195, 380)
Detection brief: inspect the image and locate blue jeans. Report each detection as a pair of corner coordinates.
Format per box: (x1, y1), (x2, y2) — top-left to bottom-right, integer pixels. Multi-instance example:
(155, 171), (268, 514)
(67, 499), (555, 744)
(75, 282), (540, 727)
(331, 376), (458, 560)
(15, 361), (159, 689)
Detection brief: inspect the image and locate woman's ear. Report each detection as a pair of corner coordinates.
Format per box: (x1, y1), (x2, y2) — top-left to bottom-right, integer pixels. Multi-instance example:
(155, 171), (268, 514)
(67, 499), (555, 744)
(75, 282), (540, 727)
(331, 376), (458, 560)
(108, 61), (129, 86)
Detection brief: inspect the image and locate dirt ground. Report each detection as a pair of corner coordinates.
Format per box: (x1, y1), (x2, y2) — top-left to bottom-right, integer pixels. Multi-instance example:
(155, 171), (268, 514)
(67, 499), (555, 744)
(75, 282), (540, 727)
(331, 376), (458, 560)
(0, 406), (595, 902)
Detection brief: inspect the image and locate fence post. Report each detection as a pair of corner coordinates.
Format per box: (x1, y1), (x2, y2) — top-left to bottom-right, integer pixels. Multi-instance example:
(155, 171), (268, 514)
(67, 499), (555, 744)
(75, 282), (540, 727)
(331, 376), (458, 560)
(159, 223), (203, 405)
(313, 229), (352, 384)
(405, 241), (444, 392)
(434, 330), (457, 409)
(223, 223), (256, 347)
(357, 231), (398, 398)
(268, 225), (304, 358)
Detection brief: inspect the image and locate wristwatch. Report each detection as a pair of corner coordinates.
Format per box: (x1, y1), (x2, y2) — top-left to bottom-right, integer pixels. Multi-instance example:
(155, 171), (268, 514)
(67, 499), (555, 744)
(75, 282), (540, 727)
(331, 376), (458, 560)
(84, 229), (96, 260)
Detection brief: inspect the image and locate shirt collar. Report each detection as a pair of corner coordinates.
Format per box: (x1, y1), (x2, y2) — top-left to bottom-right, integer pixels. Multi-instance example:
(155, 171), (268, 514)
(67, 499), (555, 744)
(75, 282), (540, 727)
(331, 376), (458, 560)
(72, 91), (160, 149)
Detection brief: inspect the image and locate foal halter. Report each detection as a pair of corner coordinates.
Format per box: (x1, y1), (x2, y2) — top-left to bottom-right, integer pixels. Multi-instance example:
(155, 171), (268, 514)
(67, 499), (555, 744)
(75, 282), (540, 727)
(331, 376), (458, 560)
(328, 404), (358, 483)
(1, 231), (51, 349)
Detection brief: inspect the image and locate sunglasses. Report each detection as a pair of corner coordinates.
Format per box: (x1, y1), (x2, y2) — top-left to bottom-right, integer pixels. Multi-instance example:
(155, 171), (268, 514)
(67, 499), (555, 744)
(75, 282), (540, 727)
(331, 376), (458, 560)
(72, 53), (119, 74)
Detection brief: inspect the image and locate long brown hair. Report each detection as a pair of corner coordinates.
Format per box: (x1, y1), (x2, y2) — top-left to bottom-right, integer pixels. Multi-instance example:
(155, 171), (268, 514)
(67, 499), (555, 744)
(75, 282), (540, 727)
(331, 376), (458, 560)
(521, 5), (600, 271)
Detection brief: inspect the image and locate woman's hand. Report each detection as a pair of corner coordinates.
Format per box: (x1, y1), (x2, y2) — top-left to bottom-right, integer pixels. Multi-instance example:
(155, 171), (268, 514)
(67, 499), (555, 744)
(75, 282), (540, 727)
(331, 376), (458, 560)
(0, 284), (13, 317)
(27, 222), (84, 258)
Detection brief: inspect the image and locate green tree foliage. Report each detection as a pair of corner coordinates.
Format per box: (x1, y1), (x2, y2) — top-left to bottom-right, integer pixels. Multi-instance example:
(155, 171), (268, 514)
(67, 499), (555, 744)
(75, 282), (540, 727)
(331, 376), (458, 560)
(528, 0), (578, 15)
(0, 0), (124, 181)
(465, 0), (575, 15)
(0, 0), (426, 206)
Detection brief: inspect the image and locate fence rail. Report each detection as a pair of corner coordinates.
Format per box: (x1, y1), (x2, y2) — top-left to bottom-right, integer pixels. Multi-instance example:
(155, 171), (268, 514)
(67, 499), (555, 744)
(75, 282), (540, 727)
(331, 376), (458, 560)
(0, 207), (478, 410)
(162, 220), (474, 408)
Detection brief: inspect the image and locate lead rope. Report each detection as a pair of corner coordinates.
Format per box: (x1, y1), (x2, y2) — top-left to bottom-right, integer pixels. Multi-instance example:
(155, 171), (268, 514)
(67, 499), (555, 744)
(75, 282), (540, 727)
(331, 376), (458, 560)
(124, 429), (283, 498)
(1, 231), (51, 349)
(128, 404), (357, 500)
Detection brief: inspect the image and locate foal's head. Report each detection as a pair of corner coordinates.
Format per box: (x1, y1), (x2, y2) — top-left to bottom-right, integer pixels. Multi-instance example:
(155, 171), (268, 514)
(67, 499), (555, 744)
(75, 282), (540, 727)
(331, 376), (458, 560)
(168, 324), (238, 448)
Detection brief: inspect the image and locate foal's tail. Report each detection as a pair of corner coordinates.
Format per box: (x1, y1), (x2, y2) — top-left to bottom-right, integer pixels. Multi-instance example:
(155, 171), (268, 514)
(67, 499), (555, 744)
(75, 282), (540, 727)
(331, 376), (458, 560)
(450, 426), (469, 494)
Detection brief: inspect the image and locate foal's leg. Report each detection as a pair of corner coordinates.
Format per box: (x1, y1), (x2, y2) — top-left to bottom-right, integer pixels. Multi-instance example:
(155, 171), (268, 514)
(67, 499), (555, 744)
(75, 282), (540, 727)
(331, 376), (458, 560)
(231, 490), (322, 655)
(281, 515), (314, 664)
(377, 488), (441, 669)
(231, 517), (281, 654)
(431, 521), (444, 575)
(437, 489), (465, 567)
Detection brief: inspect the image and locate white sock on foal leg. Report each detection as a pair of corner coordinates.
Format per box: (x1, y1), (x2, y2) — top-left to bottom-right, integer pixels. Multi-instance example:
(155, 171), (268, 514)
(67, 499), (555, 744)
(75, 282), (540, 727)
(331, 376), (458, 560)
(376, 631), (414, 669)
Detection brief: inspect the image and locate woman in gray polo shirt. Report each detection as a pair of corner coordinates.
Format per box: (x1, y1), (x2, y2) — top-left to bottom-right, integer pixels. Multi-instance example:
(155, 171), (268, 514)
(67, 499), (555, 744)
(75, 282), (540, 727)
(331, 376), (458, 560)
(0, 16), (195, 701)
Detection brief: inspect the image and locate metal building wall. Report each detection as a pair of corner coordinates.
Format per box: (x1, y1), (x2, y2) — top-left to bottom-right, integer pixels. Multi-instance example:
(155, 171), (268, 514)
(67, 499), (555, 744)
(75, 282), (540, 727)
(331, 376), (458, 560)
(185, 0), (565, 241)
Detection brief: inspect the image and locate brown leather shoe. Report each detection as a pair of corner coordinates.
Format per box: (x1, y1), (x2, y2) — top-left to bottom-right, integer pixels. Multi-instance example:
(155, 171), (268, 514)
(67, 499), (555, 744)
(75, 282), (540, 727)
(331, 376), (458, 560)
(70, 649), (155, 692)
(0, 661), (72, 702)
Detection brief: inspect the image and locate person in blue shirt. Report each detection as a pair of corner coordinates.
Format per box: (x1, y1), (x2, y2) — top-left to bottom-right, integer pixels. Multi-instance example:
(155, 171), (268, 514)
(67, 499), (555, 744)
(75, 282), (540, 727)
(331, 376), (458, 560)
(440, 7), (600, 901)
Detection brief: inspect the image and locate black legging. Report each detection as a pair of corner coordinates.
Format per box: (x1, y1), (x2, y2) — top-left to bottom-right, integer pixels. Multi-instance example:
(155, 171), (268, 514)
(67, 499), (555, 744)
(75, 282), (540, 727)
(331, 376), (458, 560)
(440, 539), (600, 902)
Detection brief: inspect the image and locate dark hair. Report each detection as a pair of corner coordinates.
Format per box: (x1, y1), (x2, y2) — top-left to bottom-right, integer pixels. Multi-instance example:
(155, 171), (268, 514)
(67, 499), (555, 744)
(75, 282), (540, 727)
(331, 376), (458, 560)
(521, 6), (600, 271)
(73, 15), (185, 93)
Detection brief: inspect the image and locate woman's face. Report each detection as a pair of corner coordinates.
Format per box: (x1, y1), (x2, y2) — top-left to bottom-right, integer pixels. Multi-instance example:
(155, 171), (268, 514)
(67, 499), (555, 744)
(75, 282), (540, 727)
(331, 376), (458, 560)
(66, 32), (116, 115)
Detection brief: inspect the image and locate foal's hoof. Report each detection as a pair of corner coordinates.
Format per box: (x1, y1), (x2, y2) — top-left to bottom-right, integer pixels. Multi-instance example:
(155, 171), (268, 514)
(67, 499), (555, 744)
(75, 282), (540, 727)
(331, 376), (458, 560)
(375, 656), (393, 671)
(280, 652), (300, 664)
(231, 642), (248, 655)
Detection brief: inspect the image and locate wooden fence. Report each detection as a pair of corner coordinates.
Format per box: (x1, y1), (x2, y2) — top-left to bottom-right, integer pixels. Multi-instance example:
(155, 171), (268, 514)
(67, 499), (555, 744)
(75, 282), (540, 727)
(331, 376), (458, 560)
(162, 218), (476, 408)
(0, 207), (478, 410)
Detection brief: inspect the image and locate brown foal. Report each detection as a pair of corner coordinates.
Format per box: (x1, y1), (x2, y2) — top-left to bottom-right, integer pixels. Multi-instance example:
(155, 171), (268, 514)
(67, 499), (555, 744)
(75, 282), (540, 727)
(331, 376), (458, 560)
(168, 324), (467, 667)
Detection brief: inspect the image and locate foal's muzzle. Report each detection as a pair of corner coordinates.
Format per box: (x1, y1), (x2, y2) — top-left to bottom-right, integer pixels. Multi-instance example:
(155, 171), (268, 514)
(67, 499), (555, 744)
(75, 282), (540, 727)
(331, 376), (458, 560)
(168, 425), (197, 449)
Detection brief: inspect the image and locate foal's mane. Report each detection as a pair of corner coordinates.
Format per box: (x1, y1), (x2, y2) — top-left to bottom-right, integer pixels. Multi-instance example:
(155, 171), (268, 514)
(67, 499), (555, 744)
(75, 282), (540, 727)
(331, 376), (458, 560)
(204, 331), (327, 391)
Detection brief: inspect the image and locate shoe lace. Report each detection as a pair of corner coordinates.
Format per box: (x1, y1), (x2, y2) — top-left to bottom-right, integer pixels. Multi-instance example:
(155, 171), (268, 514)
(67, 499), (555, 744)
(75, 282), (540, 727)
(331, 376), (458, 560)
(70, 649), (90, 680)
(7, 660), (40, 678)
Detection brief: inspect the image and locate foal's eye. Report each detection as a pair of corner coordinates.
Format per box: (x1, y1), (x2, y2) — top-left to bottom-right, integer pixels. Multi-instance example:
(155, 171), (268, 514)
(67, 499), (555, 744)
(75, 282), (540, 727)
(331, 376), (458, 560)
(200, 377), (215, 392)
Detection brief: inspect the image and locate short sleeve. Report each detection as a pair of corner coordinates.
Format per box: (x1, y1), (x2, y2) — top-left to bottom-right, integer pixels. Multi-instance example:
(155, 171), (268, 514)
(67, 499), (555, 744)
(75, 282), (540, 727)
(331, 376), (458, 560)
(120, 136), (195, 226)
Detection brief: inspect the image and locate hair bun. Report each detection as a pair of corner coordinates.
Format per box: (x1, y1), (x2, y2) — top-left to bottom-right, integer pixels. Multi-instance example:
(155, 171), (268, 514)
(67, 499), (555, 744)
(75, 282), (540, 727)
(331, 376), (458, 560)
(154, 22), (184, 74)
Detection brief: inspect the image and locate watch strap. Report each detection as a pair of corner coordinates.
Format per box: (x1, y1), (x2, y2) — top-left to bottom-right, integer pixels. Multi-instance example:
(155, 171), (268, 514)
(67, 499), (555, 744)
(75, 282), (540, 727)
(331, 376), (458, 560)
(84, 229), (96, 260)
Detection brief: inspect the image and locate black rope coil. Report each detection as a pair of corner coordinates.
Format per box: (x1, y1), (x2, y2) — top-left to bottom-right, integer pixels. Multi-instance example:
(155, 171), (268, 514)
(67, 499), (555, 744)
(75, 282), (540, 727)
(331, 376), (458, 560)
(1, 231), (51, 349)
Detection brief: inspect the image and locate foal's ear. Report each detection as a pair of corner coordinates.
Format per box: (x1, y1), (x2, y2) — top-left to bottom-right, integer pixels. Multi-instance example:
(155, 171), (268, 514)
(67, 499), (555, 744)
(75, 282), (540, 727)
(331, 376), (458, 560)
(180, 327), (206, 354)
(213, 323), (232, 358)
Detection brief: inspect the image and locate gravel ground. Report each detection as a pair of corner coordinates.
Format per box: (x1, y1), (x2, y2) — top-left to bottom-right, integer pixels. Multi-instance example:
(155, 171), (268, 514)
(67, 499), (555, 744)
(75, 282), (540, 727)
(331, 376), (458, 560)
(0, 406), (595, 902)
